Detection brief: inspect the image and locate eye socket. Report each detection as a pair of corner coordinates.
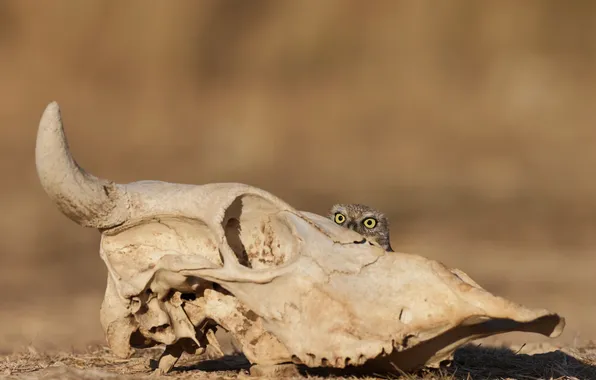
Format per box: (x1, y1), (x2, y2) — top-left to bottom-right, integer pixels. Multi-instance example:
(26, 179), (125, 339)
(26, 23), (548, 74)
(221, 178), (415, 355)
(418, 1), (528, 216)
(334, 213), (346, 224)
(363, 217), (377, 229)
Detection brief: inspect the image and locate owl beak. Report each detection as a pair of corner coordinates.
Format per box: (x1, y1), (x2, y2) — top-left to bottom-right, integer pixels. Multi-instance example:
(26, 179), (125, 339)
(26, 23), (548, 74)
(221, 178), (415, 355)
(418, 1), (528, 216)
(346, 221), (356, 230)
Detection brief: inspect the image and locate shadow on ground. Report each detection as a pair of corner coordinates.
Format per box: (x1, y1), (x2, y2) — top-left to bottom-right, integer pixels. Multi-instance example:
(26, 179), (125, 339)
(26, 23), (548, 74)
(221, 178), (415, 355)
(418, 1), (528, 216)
(3, 344), (596, 379)
(174, 345), (596, 379)
(444, 345), (596, 380)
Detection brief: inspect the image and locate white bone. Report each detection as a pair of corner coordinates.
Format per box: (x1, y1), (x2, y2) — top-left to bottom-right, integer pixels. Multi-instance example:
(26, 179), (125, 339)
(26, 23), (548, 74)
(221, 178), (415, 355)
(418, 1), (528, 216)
(36, 102), (565, 374)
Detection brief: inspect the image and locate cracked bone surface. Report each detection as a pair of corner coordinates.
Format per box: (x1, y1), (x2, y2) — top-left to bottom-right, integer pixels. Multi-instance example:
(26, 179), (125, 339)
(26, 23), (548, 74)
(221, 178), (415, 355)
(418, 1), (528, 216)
(36, 102), (565, 374)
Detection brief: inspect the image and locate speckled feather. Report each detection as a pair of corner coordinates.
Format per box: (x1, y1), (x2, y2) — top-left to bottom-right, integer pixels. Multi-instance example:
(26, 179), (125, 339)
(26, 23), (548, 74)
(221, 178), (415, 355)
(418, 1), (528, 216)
(328, 203), (394, 252)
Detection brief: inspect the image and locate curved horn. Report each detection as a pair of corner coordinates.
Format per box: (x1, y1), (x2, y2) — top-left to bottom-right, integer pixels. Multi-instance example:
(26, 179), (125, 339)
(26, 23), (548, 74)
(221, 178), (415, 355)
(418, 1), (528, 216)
(35, 102), (129, 229)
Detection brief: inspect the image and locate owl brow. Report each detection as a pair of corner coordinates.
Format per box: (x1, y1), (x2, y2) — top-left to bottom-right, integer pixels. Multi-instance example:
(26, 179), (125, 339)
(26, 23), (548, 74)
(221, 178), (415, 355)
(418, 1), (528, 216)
(329, 208), (342, 216)
(361, 214), (377, 220)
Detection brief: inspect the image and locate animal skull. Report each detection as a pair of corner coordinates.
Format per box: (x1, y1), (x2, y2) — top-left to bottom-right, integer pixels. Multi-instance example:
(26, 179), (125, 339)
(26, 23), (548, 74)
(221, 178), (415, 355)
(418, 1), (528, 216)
(35, 102), (565, 375)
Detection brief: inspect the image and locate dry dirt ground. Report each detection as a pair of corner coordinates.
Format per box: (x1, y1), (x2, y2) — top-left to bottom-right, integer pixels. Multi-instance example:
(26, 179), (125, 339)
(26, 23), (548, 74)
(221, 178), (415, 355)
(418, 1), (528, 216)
(3, 343), (596, 379)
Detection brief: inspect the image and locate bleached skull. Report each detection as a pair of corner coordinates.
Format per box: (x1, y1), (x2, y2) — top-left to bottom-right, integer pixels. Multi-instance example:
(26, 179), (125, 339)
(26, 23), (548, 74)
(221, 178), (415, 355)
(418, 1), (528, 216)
(35, 102), (565, 375)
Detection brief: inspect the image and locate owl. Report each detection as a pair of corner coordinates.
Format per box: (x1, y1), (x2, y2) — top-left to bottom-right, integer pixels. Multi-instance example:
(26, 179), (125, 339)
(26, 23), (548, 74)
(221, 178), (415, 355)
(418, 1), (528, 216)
(328, 203), (394, 252)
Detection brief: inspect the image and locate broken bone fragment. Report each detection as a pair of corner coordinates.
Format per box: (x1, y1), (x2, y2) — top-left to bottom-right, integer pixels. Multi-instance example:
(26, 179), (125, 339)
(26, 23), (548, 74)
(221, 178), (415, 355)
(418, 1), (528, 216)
(35, 102), (565, 374)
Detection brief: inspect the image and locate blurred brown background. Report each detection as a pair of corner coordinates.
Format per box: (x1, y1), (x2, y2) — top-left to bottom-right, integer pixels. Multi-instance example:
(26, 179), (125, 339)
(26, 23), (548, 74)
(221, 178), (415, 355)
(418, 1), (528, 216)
(1, 1), (595, 354)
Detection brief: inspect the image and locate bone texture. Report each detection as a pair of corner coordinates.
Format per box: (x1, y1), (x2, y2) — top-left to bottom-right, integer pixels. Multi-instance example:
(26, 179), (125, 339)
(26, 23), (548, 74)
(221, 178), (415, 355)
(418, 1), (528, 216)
(35, 102), (566, 374)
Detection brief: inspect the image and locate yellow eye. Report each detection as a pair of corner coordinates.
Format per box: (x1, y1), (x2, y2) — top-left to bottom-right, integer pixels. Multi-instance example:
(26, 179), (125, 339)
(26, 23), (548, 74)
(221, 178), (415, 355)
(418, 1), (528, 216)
(363, 217), (377, 229)
(334, 213), (346, 224)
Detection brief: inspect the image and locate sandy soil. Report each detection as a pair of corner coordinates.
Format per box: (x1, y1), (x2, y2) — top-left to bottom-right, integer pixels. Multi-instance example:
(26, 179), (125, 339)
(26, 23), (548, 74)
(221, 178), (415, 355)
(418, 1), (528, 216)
(3, 344), (596, 379)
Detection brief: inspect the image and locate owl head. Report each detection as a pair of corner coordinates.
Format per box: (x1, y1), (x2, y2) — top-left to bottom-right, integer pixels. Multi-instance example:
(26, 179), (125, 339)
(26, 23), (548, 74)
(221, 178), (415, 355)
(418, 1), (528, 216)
(328, 203), (393, 252)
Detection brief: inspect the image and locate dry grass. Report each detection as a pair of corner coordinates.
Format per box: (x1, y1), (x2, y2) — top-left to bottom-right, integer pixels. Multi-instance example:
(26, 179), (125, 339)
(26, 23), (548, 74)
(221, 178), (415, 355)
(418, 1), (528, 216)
(2, 344), (596, 379)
